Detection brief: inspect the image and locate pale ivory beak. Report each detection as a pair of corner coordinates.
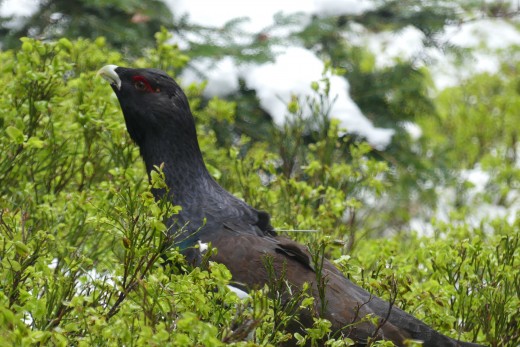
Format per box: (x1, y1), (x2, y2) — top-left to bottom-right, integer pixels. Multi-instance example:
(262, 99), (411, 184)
(97, 65), (121, 90)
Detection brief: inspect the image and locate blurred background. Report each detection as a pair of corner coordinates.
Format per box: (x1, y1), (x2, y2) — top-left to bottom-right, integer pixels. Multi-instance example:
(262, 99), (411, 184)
(1, 0), (520, 238)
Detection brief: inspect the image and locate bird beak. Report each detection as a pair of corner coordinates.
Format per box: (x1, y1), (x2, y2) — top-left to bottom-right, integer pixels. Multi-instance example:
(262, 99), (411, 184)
(97, 65), (121, 90)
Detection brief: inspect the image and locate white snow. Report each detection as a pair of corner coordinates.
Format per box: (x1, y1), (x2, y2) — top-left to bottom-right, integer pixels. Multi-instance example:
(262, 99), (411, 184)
(428, 18), (520, 89)
(343, 18), (520, 90)
(409, 217), (435, 238)
(182, 57), (241, 97)
(0, 0), (40, 29)
(3, 0), (520, 93)
(167, 0), (375, 32)
(182, 47), (395, 149)
(313, 0), (376, 16)
(365, 26), (426, 68)
(244, 47), (394, 148)
(409, 165), (520, 237)
(197, 240), (209, 252)
(401, 121), (423, 141)
(167, 0), (314, 33)
(0, 0), (39, 17)
(4, 0), (519, 148)
(48, 257), (59, 269)
(442, 19), (520, 50)
(227, 285), (250, 299)
(168, 2), (520, 147)
(461, 166), (490, 193)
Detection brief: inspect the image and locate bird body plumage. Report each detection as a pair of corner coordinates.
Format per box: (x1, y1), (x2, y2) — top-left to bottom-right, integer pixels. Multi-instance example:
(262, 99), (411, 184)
(98, 65), (484, 347)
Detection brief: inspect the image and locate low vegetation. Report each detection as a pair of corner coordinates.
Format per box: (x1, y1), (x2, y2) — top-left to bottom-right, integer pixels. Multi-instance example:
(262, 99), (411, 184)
(0, 36), (518, 346)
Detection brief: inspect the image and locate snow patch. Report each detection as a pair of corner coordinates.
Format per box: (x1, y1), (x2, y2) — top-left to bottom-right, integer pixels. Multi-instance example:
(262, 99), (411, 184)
(227, 285), (250, 299)
(347, 18), (520, 90)
(166, 0), (313, 33)
(461, 166), (490, 193)
(243, 47), (394, 149)
(442, 19), (520, 50)
(183, 47), (394, 149)
(313, 0), (376, 16)
(167, 0), (375, 33)
(409, 165), (520, 236)
(48, 257), (59, 270)
(366, 26), (426, 68)
(182, 57), (241, 97)
(401, 122), (423, 141)
(0, 0), (40, 30)
(409, 217), (435, 238)
(197, 240), (209, 252)
(424, 19), (520, 88)
(0, 0), (39, 17)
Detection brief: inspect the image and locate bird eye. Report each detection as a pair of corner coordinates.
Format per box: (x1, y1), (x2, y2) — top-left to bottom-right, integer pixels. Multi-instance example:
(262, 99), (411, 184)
(134, 80), (147, 91)
(131, 75), (154, 93)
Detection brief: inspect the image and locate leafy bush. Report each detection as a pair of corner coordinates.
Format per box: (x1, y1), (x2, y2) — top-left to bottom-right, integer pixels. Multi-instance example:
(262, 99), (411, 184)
(0, 36), (517, 346)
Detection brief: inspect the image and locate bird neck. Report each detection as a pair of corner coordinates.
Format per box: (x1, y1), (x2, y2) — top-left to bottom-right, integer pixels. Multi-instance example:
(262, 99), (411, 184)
(139, 129), (214, 204)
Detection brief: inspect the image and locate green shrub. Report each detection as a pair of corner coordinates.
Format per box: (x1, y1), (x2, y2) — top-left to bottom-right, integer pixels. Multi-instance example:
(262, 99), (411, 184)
(1, 36), (516, 346)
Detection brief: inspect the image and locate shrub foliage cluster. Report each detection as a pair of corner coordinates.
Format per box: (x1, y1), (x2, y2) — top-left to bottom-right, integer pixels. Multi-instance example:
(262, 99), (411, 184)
(0, 36), (518, 346)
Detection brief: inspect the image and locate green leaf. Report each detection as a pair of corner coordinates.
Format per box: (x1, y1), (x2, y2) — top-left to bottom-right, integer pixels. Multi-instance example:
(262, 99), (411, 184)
(25, 136), (45, 148)
(206, 163), (221, 180)
(58, 38), (73, 51)
(21, 40), (33, 52)
(6, 126), (24, 144)
(29, 330), (50, 343)
(0, 308), (15, 326)
(14, 241), (30, 257)
(150, 165), (167, 189)
(9, 260), (21, 272)
(84, 161), (94, 177)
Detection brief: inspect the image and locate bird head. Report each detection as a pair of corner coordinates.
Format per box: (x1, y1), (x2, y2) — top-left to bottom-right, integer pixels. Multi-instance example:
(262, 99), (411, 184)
(97, 65), (193, 145)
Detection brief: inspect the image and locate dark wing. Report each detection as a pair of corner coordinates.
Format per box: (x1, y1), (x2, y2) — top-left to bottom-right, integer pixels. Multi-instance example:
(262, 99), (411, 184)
(168, 190), (274, 243)
(200, 187), (276, 237)
(171, 197), (275, 265)
(203, 229), (410, 344)
(204, 228), (480, 347)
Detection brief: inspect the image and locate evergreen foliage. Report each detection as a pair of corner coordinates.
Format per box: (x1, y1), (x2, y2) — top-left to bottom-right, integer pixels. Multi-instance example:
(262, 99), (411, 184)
(0, 0), (173, 54)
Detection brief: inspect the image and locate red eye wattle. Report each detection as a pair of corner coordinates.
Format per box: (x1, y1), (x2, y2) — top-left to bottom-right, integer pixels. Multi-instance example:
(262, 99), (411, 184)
(132, 75), (155, 93)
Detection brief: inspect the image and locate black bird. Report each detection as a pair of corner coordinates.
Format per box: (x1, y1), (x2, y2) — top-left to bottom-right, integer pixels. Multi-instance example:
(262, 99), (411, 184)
(98, 65), (484, 347)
